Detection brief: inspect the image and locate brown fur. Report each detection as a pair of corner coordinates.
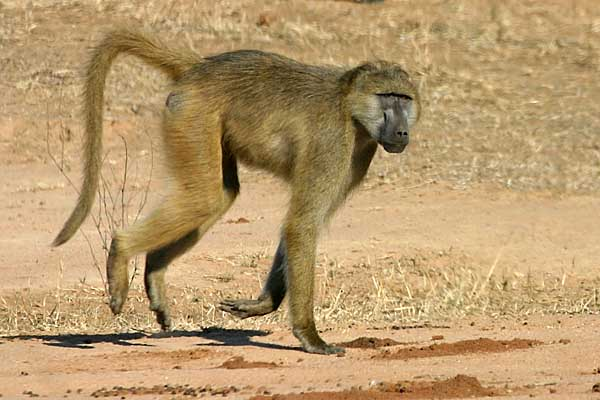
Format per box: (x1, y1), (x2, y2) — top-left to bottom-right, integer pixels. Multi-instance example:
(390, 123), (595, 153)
(54, 29), (420, 354)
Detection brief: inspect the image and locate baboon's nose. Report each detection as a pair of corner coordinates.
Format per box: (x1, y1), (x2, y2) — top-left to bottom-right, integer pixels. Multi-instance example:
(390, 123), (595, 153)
(396, 131), (409, 147)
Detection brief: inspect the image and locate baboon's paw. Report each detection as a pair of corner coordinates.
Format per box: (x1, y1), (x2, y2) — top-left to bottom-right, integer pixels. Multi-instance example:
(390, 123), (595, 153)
(155, 309), (172, 331)
(108, 281), (129, 315)
(294, 328), (346, 355)
(302, 342), (346, 355)
(219, 298), (274, 319)
(109, 296), (125, 315)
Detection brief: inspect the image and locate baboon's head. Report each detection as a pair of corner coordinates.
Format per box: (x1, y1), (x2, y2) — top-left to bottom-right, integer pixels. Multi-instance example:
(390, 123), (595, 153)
(343, 62), (420, 153)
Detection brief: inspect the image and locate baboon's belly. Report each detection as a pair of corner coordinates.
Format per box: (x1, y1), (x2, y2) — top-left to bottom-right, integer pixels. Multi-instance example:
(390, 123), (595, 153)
(222, 111), (305, 181)
(223, 129), (294, 180)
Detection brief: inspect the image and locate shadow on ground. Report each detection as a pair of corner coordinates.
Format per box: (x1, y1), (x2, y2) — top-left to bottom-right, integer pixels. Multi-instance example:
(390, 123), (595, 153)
(194, 327), (296, 351)
(1, 327), (296, 351)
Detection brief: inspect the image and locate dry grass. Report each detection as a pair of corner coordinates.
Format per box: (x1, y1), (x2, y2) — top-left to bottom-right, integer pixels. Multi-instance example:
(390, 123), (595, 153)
(2, 250), (598, 336)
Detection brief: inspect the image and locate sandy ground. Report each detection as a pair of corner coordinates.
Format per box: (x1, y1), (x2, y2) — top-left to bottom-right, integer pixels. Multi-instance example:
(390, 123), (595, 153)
(2, 318), (600, 399)
(1, 0), (600, 399)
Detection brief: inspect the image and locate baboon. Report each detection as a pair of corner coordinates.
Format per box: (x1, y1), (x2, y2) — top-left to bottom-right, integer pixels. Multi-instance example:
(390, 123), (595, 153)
(53, 29), (420, 354)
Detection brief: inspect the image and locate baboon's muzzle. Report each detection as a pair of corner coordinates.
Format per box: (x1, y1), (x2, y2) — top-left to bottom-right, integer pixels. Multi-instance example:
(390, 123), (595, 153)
(381, 131), (409, 153)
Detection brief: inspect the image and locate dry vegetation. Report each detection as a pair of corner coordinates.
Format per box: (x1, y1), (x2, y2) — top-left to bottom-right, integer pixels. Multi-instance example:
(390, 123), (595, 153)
(2, 250), (599, 335)
(1, 0), (599, 336)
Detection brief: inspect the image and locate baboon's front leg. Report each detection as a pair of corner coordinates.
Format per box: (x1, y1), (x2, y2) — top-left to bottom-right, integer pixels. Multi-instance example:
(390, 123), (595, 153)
(220, 240), (287, 318)
(285, 218), (344, 355)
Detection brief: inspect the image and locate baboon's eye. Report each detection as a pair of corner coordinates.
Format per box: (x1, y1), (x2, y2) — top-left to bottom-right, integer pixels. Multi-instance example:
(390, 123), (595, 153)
(377, 93), (413, 100)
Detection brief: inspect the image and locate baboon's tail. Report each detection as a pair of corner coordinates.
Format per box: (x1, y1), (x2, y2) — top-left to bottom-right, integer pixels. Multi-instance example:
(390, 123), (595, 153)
(52, 29), (199, 246)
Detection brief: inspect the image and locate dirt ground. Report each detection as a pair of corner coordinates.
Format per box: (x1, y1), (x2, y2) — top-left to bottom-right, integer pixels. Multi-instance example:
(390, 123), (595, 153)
(1, 0), (600, 399)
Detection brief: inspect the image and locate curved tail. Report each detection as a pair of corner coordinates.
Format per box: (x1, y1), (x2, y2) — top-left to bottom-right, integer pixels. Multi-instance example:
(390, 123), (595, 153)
(53, 29), (198, 246)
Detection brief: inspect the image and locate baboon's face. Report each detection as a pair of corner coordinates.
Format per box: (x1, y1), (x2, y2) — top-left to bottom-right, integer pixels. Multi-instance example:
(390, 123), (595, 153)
(375, 94), (413, 153)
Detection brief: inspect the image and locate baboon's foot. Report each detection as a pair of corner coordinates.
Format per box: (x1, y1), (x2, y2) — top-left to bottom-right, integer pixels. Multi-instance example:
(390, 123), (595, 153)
(107, 240), (129, 315)
(149, 301), (172, 331)
(109, 295), (126, 315)
(155, 309), (172, 331)
(293, 327), (345, 355)
(108, 277), (129, 315)
(219, 298), (276, 319)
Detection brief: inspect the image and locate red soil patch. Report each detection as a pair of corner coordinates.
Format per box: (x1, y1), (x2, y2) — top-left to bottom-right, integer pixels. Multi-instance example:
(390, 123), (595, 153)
(250, 375), (500, 399)
(337, 337), (406, 349)
(375, 338), (541, 360)
(219, 356), (279, 369)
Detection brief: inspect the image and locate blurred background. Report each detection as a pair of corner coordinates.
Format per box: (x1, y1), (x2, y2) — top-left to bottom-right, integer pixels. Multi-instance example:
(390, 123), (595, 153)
(2, 0), (599, 192)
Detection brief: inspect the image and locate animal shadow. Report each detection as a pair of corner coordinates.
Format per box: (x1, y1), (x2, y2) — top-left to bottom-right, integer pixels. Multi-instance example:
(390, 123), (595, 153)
(3, 327), (295, 351)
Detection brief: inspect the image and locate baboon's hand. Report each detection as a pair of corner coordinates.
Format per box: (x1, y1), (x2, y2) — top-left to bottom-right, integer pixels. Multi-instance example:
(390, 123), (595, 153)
(219, 298), (276, 319)
(293, 328), (345, 355)
(302, 341), (345, 355)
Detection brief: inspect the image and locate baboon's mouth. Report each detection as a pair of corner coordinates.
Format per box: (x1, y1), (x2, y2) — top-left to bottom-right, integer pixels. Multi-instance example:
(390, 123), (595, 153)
(381, 142), (407, 154)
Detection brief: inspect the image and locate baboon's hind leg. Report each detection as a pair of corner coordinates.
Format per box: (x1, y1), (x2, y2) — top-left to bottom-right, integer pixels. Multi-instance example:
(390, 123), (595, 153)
(220, 240), (287, 318)
(145, 149), (241, 330)
(107, 108), (226, 316)
(107, 193), (222, 315)
(145, 229), (199, 330)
